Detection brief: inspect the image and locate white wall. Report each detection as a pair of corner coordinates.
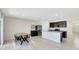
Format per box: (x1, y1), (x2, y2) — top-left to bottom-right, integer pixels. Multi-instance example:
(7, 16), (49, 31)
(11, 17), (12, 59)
(74, 25), (79, 32)
(0, 18), (4, 46)
(0, 21), (1, 42)
(74, 19), (79, 33)
(42, 20), (49, 31)
(42, 19), (68, 31)
(4, 17), (41, 40)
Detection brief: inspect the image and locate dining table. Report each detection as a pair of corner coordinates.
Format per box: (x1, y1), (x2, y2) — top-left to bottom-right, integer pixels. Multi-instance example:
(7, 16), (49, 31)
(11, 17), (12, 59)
(15, 32), (30, 45)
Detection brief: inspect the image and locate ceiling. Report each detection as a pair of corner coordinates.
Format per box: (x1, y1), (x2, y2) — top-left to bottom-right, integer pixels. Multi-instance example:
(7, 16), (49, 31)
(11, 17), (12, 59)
(1, 8), (79, 20)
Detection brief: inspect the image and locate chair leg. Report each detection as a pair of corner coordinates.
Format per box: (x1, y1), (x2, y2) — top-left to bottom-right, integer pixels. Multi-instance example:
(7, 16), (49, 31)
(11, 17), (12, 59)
(20, 40), (23, 45)
(26, 39), (29, 43)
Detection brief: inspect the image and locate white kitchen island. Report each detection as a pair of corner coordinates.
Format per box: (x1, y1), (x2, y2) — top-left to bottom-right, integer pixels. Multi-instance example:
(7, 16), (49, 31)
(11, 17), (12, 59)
(42, 31), (62, 43)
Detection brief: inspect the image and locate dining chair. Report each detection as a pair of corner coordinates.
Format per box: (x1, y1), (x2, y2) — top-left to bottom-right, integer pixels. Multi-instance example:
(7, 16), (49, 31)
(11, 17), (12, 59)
(23, 35), (29, 43)
(14, 34), (30, 45)
(14, 34), (20, 41)
(14, 34), (23, 45)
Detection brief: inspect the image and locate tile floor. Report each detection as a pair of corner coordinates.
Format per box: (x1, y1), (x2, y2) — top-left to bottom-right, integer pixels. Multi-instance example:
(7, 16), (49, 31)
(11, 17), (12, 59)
(0, 35), (79, 50)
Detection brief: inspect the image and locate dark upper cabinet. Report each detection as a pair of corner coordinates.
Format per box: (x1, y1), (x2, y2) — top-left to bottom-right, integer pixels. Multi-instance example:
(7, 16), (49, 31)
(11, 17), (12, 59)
(50, 21), (67, 28)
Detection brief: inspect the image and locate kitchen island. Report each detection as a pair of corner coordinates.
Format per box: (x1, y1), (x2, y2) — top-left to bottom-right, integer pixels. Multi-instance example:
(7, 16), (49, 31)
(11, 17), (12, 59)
(42, 31), (62, 43)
